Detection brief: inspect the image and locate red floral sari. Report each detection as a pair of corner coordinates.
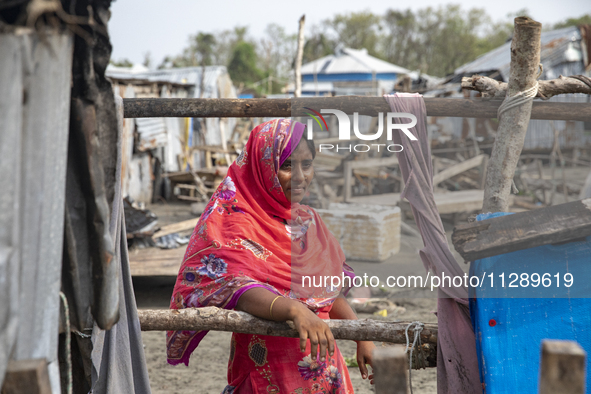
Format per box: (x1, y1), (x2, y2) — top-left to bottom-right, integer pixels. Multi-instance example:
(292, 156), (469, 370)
(167, 119), (355, 393)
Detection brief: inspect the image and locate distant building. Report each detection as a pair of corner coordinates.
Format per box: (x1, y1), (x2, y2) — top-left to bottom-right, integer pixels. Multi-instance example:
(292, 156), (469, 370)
(298, 46), (411, 96)
(425, 25), (591, 151)
(106, 65), (237, 202)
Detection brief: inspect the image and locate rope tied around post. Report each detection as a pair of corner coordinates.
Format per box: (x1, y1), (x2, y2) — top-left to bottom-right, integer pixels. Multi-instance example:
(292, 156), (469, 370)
(497, 64), (543, 119)
(404, 321), (424, 394)
(59, 291), (73, 394)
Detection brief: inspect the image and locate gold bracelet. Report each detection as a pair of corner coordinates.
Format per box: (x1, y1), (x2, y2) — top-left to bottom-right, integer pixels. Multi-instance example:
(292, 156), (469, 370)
(269, 295), (282, 320)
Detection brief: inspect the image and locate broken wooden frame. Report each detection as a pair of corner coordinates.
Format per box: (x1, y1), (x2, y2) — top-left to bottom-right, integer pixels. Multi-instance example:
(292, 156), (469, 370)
(344, 156), (399, 202)
(452, 198), (591, 261)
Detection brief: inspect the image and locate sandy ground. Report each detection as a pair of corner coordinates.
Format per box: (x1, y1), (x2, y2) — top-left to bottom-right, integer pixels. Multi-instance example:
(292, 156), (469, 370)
(130, 163), (589, 393)
(133, 204), (444, 394)
(136, 277), (438, 394)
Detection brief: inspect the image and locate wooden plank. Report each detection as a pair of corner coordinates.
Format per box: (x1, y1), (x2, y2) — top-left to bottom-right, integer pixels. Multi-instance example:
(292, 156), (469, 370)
(152, 217), (200, 239)
(452, 198), (591, 261)
(129, 247), (185, 276)
(539, 340), (586, 394)
(1, 359), (51, 394)
(348, 193), (401, 206)
(138, 307), (438, 347)
(122, 97), (591, 122)
(191, 145), (233, 154)
(399, 190), (487, 215)
(373, 346), (408, 394)
(348, 156), (399, 170)
(344, 161), (354, 202)
(433, 154), (485, 185)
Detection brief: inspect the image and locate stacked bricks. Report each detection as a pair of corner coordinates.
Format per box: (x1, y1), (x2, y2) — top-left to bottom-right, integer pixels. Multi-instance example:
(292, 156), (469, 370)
(316, 203), (401, 262)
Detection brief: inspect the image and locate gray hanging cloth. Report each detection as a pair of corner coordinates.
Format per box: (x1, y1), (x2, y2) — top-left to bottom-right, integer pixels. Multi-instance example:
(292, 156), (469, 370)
(384, 93), (481, 394)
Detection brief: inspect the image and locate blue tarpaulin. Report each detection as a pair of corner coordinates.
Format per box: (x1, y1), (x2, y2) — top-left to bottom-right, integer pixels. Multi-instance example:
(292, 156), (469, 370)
(470, 212), (591, 393)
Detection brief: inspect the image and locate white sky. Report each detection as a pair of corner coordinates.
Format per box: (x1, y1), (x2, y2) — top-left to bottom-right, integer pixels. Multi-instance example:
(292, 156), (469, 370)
(109, 0), (591, 66)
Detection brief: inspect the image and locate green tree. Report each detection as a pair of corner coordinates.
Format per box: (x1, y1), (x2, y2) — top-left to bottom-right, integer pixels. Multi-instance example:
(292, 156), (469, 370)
(328, 11), (382, 56)
(381, 5), (511, 77)
(228, 41), (264, 86)
(110, 58), (133, 67)
(260, 23), (297, 86)
(302, 30), (335, 64)
(553, 14), (591, 29)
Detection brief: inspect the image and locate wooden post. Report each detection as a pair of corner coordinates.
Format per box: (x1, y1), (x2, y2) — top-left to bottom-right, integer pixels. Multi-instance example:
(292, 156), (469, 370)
(373, 346), (409, 394)
(344, 161), (353, 202)
(1, 359), (52, 394)
(294, 15), (305, 98)
(539, 340), (586, 394)
(482, 17), (542, 213)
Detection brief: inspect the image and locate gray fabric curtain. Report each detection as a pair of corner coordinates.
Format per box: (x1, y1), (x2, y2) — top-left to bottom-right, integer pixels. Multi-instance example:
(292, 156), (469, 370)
(90, 96), (152, 394)
(384, 94), (481, 393)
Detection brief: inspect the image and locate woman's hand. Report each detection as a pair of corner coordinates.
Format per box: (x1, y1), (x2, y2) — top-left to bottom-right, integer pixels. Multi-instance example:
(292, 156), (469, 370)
(236, 288), (334, 362)
(286, 301), (335, 362)
(356, 341), (376, 384)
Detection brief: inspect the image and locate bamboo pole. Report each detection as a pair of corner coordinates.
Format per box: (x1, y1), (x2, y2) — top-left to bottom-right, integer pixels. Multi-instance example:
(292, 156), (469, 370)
(137, 307), (438, 345)
(482, 17), (543, 213)
(121, 97), (591, 122)
(294, 15), (305, 98)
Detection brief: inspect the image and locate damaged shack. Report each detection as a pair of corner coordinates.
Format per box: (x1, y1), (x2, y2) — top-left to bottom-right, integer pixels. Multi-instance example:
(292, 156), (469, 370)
(105, 65), (238, 203)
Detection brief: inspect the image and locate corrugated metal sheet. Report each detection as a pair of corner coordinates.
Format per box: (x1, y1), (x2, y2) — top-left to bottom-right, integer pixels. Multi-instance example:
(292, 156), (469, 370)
(427, 94), (591, 150)
(106, 66), (238, 165)
(136, 117), (168, 151)
(455, 26), (582, 81)
(0, 30), (73, 393)
(430, 26), (591, 150)
(301, 47), (410, 79)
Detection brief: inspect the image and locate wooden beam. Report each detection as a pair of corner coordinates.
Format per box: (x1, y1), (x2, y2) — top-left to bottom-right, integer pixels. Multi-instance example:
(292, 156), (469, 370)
(452, 198), (591, 261)
(138, 307), (438, 346)
(129, 247), (185, 276)
(373, 346), (409, 394)
(462, 74), (591, 100)
(400, 189), (488, 215)
(433, 154), (485, 185)
(122, 97), (591, 122)
(1, 359), (51, 394)
(152, 217), (200, 239)
(539, 340), (586, 394)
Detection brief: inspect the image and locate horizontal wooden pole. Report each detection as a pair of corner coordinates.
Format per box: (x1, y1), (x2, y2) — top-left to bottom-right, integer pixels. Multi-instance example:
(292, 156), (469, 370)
(452, 198), (591, 261)
(138, 307), (438, 345)
(122, 97), (591, 122)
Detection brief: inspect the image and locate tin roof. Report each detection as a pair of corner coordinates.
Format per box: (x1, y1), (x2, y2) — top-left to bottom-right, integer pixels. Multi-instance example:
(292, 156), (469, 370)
(454, 26), (583, 81)
(301, 46), (410, 77)
(106, 65), (235, 98)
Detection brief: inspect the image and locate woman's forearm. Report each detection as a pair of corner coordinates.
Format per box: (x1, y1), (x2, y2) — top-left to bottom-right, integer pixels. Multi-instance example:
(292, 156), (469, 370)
(329, 295), (358, 320)
(235, 287), (303, 322)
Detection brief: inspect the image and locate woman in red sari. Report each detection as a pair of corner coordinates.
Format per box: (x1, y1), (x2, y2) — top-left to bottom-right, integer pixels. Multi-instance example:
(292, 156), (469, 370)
(167, 119), (375, 393)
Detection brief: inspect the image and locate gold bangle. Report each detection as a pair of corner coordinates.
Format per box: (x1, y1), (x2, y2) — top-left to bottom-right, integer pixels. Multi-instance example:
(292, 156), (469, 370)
(269, 295), (282, 320)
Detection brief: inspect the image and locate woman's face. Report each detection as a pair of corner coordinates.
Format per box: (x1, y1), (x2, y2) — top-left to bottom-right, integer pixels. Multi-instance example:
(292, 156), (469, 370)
(277, 140), (314, 203)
